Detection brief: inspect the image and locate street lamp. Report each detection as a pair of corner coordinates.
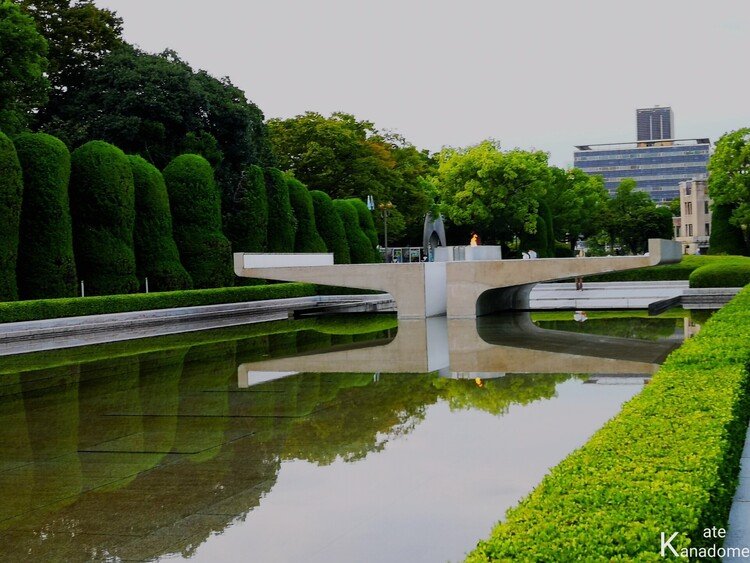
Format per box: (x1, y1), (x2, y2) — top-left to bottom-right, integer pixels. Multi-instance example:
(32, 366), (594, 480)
(378, 201), (394, 261)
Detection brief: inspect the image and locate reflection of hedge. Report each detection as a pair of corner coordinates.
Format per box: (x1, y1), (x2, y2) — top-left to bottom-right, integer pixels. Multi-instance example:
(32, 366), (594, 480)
(468, 287), (750, 561)
(347, 198), (379, 261)
(264, 168), (296, 253)
(287, 177), (326, 253)
(0, 132), (23, 300)
(333, 199), (375, 263)
(689, 259), (750, 288)
(709, 204), (747, 255)
(224, 164), (267, 253)
(69, 141), (139, 296)
(310, 190), (350, 264)
(163, 154), (233, 288)
(129, 155), (192, 292)
(15, 133), (77, 299)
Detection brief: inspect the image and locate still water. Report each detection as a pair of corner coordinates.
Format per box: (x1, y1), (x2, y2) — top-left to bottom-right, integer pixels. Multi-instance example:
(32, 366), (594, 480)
(0, 311), (695, 562)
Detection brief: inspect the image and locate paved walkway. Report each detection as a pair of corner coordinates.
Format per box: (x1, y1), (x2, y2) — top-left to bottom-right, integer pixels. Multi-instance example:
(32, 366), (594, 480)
(530, 281), (688, 309)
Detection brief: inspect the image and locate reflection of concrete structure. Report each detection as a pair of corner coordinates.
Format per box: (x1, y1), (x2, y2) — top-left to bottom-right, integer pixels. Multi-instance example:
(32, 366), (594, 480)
(235, 239), (682, 319)
(675, 179), (712, 254)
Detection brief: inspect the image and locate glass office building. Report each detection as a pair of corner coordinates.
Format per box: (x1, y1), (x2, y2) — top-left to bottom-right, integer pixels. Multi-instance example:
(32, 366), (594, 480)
(573, 138), (710, 203)
(637, 106), (674, 141)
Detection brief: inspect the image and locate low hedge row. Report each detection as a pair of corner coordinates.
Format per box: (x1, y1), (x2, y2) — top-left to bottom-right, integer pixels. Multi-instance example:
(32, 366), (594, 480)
(468, 285), (750, 561)
(690, 260), (750, 288)
(0, 283), (316, 324)
(583, 255), (736, 282)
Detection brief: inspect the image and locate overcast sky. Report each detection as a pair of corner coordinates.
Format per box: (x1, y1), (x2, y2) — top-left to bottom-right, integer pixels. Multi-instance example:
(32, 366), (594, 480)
(95, 0), (750, 167)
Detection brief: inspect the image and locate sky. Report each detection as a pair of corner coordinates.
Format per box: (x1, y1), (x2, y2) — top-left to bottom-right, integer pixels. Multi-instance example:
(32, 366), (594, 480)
(94, 0), (750, 168)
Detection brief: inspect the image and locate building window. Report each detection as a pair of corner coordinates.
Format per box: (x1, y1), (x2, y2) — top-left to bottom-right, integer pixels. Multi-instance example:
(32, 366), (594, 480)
(704, 201), (710, 214)
(685, 201), (693, 215)
(686, 224), (693, 236)
(705, 223), (710, 236)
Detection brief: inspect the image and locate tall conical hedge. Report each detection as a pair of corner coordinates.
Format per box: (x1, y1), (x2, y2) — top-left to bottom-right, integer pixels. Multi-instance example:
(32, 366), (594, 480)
(224, 164), (268, 253)
(0, 132), (22, 300)
(288, 177), (326, 253)
(69, 140), (139, 295)
(264, 168), (296, 253)
(333, 199), (377, 263)
(15, 133), (77, 299)
(163, 154), (234, 288)
(709, 204), (748, 255)
(129, 155), (192, 291)
(347, 198), (380, 261)
(310, 190), (350, 264)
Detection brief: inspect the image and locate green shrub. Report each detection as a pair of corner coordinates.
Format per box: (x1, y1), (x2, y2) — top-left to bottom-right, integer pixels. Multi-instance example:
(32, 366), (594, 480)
(14, 133), (77, 299)
(553, 242), (574, 257)
(333, 199), (376, 263)
(710, 204), (747, 255)
(0, 132), (23, 300)
(0, 282), (315, 324)
(163, 154), (234, 288)
(224, 164), (268, 253)
(584, 255), (739, 282)
(69, 140), (139, 295)
(287, 176), (327, 253)
(468, 287), (750, 561)
(129, 155), (192, 292)
(311, 190), (350, 264)
(264, 167), (296, 252)
(347, 198), (380, 261)
(689, 259), (750, 288)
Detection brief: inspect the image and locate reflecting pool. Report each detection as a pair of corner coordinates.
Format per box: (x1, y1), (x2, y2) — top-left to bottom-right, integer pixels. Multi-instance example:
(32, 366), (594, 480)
(0, 311), (694, 562)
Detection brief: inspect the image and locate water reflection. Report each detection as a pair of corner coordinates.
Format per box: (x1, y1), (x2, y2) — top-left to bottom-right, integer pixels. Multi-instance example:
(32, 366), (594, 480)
(0, 312), (683, 562)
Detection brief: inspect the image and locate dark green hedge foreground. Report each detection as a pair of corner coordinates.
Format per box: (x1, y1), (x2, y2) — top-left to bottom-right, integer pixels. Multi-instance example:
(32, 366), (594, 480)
(468, 285), (750, 561)
(0, 283), (316, 324)
(690, 260), (750, 288)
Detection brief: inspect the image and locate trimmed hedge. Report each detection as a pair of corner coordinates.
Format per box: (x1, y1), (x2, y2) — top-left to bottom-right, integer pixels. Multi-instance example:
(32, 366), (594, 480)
(710, 204), (747, 256)
(69, 140), (139, 296)
(584, 255), (741, 283)
(129, 155), (192, 292)
(347, 197), (380, 261)
(468, 286), (750, 561)
(333, 199), (377, 263)
(224, 164), (268, 253)
(163, 154), (234, 289)
(0, 282), (315, 324)
(287, 176), (327, 253)
(311, 190), (350, 264)
(264, 167), (296, 253)
(0, 131), (23, 300)
(15, 133), (77, 300)
(690, 259), (750, 288)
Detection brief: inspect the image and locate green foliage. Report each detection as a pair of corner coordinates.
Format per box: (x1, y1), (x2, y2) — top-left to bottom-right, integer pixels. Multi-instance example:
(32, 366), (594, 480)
(604, 179), (674, 253)
(0, 1), (49, 134)
(689, 259), (750, 288)
(129, 155), (192, 291)
(14, 132), (77, 299)
(0, 283), (314, 324)
(710, 204), (747, 255)
(287, 176), (326, 253)
(347, 197), (380, 261)
(310, 190), (350, 264)
(708, 128), (750, 231)
(163, 154), (233, 289)
(264, 168), (296, 252)
(468, 287), (750, 561)
(69, 140), (138, 295)
(333, 199), (377, 263)
(224, 164), (268, 253)
(0, 132), (22, 300)
(585, 255), (738, 282)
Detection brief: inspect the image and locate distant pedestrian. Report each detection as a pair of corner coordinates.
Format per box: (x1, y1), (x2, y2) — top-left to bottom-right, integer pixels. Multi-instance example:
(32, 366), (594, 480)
(528, 249), (538, 259)
(522, 251), (530, 260)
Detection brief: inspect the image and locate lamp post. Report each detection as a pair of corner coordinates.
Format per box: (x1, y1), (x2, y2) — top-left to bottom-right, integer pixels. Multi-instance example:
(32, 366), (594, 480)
(378, 201), (394, 261)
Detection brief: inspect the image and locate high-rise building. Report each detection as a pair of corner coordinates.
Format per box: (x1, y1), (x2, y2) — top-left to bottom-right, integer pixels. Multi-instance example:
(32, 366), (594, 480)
(637, 106), (674, 141)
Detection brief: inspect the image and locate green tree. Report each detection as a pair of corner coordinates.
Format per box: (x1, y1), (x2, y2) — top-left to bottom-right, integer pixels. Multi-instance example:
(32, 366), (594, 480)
(605, 179), (673, 254)
(707, 128), (750, 236)
(69, 140), (138, 295)
(709, 204), (747, 255)
(333, 199), (376, 263)
(129, 155), (192, 291)
(546, 167), (608, 247)
(163, 154), (234, 288)
(0, 1), (49, 134)
(0, 132), (23, 300)
(310, 190), (350, 264)
(287, 176), (326, 253)
(224, 164), (268, 253)
(346, 198), (380, 261)
(14, 132), (77, 299)
(264, 168), (296, 253)
(667, 197), (681, 217)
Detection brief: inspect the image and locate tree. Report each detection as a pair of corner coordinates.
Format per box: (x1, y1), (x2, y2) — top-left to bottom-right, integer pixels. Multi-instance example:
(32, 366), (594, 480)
(14, 132), (77, 299)
(546, 167), (608, 247)
(346, 198), (380, 261)
(333, 199), (377, 263)
(163, 154), (234, 288)
(709, 204), (747, 255)
(310, 190), (350, 264)
(0, 1), (49, 134)
(224, 164), (268, 253)
(129, 155), (192, 291)
(287, 177), (326, 253)
(69, 140), (138, 295)
(605, 179), (673, 254)
(436, 141), (550, 245)
(0, 132), (22, 300)
(264, 168), (296, 253)
(707, 128), (750, 236)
